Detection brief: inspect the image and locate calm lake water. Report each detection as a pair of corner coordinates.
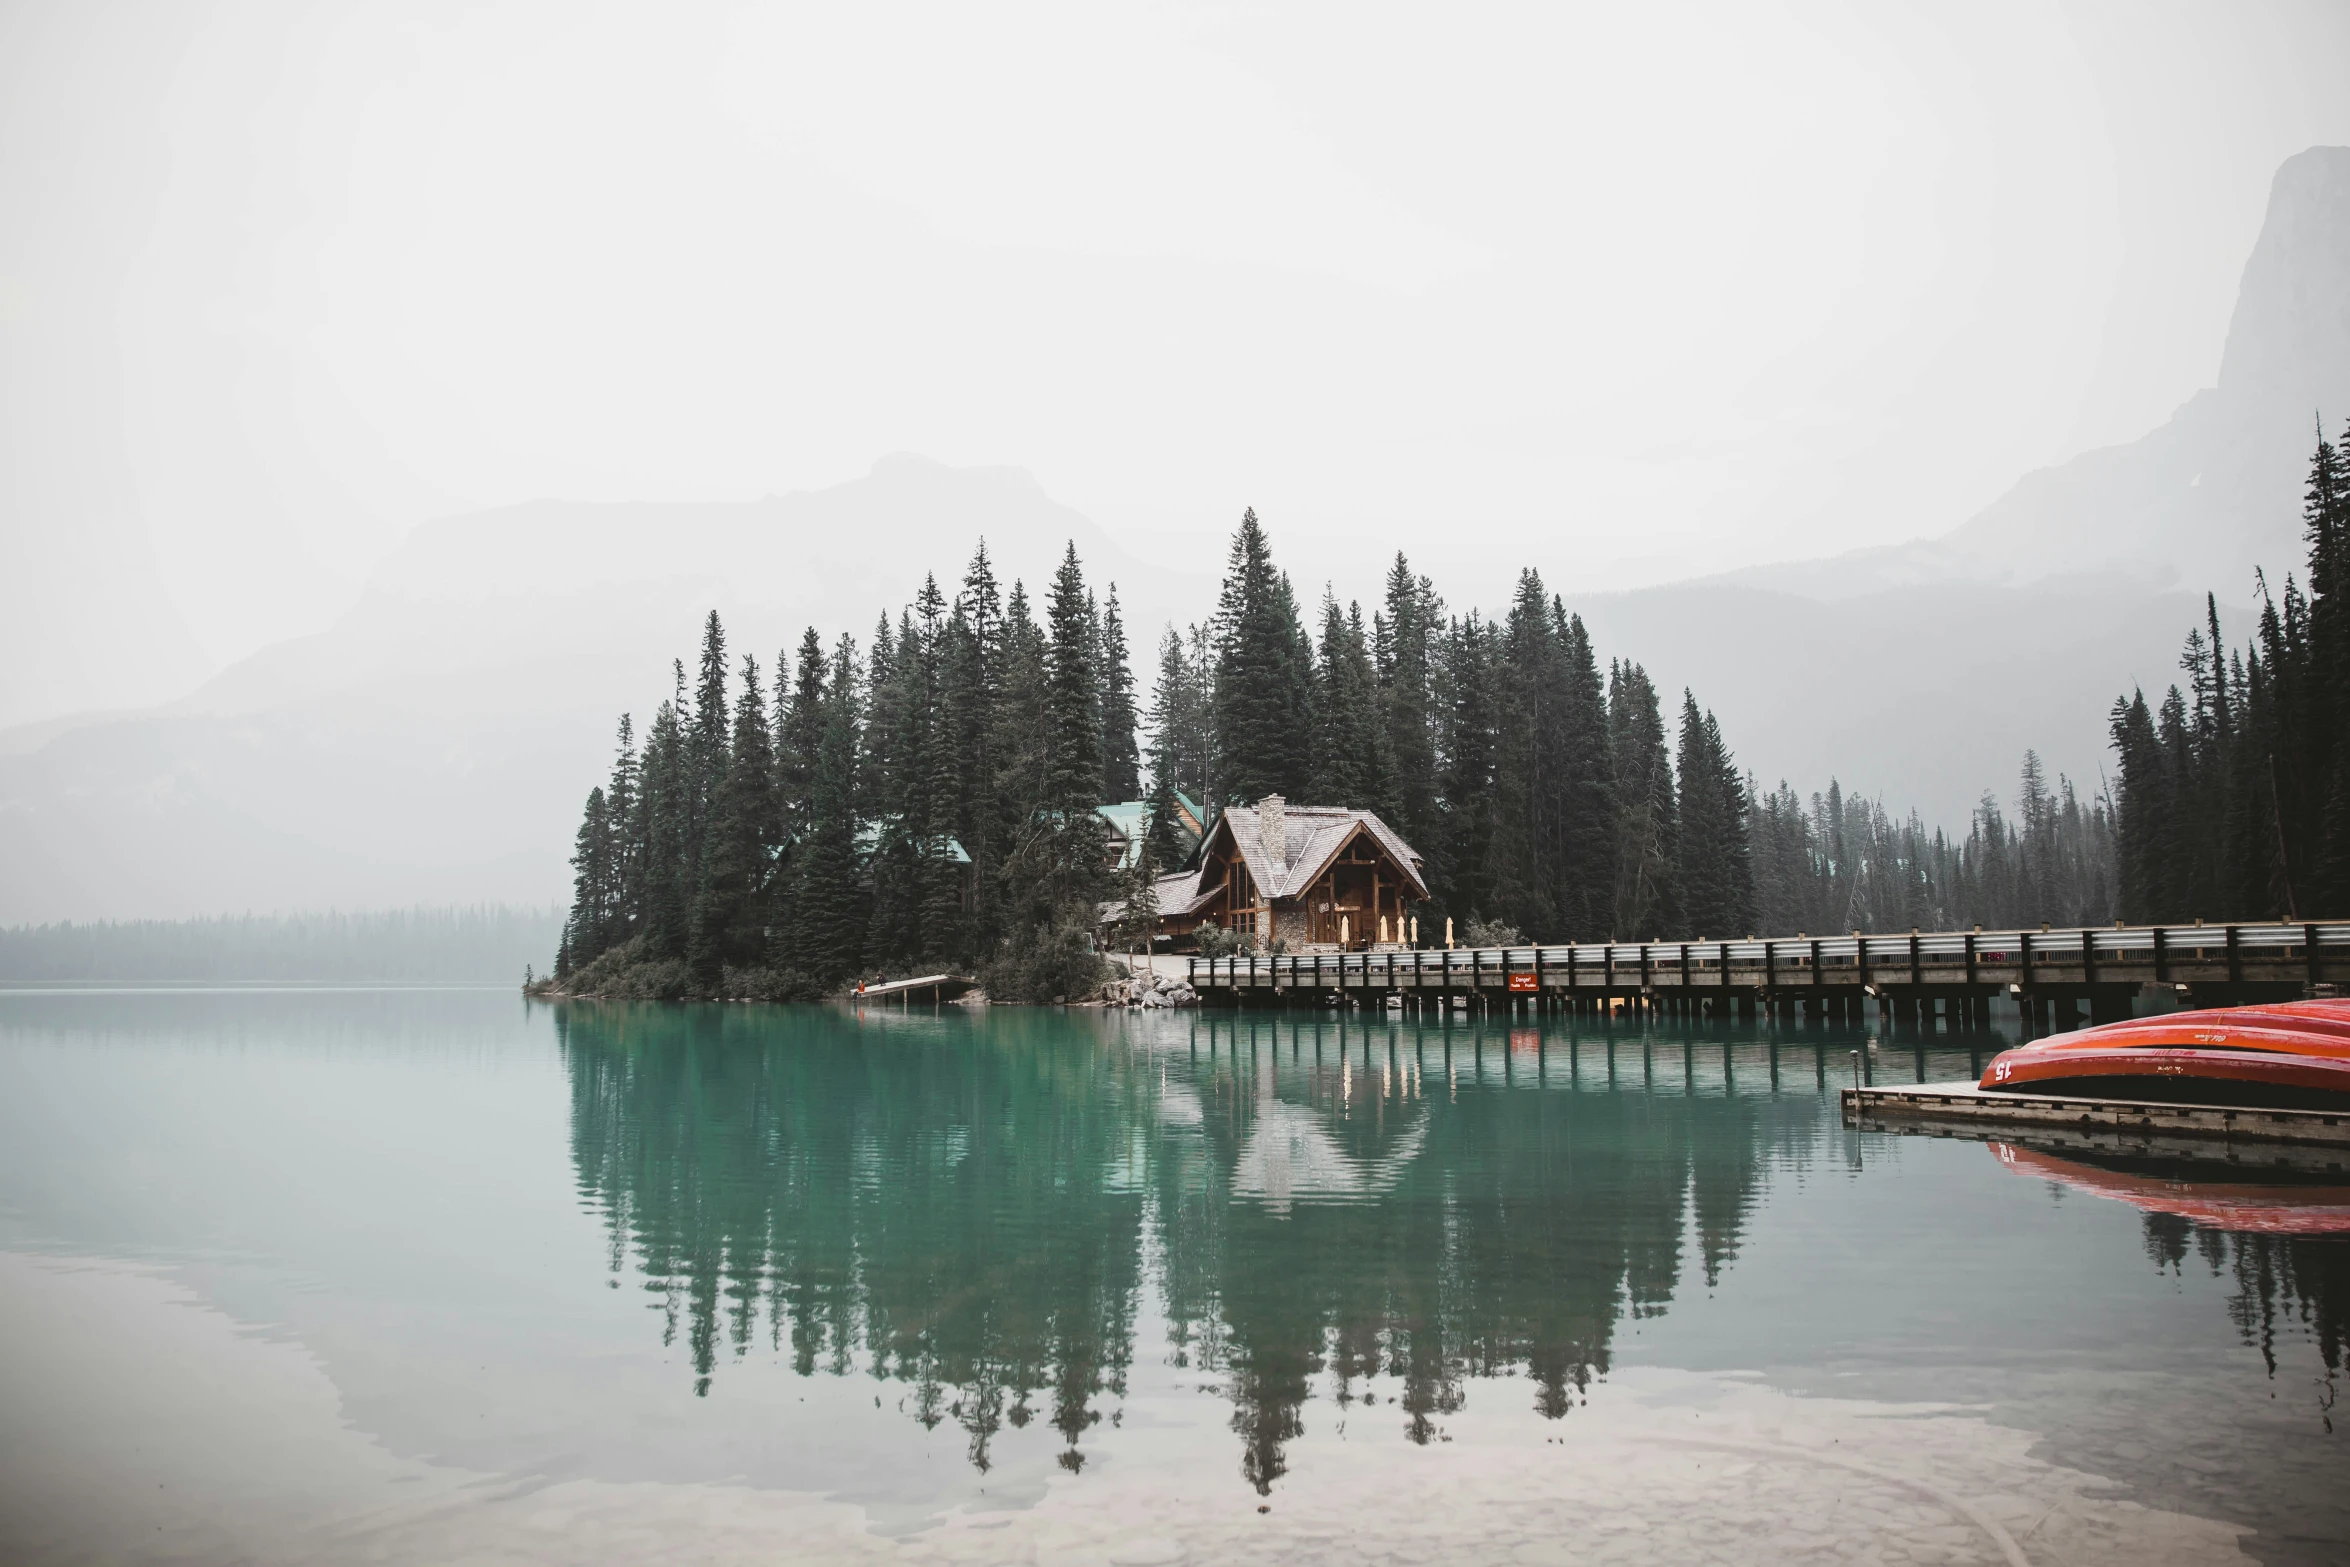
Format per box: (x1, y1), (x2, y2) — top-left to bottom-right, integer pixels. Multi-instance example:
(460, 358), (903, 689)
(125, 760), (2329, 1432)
(0, 989), (2341, 1566)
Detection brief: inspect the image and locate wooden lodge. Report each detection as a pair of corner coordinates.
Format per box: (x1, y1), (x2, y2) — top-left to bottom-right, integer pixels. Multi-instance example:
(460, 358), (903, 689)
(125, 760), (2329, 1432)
(1119, 794), (1429, 952)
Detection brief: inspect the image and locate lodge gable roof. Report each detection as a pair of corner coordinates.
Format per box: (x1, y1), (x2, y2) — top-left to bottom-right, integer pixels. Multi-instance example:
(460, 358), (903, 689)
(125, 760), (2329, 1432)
(1213, 798), (1429, 904)
(1103, 797), (1428, 929)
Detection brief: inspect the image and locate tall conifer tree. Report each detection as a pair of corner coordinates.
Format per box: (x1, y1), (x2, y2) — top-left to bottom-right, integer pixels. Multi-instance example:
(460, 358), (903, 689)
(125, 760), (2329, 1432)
(1211, 510), (1312, 804)
(791, 636), (867, 983)
(1553, 604), (1617, 938)
(1099, 585), (1141, 801)
(688, 653), (783, 988)
(1609, 661), (1676, 937)
(1379, 553), (1441, 863)
(1042, 545), (1108, 905)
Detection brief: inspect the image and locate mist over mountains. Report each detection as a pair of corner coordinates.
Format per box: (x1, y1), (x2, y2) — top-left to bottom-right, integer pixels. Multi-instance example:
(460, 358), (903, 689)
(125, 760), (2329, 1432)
(3, 148), (2344, 925)
(1719, 146), (2350, 605)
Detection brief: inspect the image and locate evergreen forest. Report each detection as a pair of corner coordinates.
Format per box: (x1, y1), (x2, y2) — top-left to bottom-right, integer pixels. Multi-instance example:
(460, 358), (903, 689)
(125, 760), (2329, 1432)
(554, 501), (2165, 1001)
(2106, 419), (2350, 925)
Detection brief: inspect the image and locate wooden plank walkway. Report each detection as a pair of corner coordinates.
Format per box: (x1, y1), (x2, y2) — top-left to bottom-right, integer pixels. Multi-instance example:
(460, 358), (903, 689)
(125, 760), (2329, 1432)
(1186, 919), (2350, 1018)
(1843, 1079), (2350, 1162)
(851, 973), (976, 1004)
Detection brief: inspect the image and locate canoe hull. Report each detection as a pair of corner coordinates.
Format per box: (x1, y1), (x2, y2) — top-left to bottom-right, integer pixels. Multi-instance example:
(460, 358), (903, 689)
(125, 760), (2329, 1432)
(1981, 998), (2350, 1109)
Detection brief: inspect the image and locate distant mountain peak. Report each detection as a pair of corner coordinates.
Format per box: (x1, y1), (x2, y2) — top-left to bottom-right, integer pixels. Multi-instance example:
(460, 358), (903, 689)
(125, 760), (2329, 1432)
(2217, 145), (2350, 412)
(1703, 145), (2350, 604)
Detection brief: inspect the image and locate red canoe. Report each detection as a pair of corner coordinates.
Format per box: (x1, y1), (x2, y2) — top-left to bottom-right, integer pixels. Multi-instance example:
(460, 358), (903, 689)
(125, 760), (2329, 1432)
(1979, 997), (2350, 1108)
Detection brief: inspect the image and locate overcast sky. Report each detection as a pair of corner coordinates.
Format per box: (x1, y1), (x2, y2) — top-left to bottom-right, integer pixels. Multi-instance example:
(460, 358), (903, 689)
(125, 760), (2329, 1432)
(5, 0), (2349, 724)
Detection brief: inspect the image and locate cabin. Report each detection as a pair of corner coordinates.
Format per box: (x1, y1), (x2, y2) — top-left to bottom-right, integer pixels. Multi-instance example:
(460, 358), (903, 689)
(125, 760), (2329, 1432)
(1114, 794), (1429, 952)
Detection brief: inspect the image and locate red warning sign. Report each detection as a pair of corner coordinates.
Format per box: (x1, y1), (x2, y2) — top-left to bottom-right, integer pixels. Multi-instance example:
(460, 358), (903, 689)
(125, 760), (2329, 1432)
(1506, 972), (1539, 993)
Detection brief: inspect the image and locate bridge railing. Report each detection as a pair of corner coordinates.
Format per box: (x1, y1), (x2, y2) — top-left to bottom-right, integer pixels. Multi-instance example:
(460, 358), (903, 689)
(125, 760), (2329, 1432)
(1184, 921), (2350, 991)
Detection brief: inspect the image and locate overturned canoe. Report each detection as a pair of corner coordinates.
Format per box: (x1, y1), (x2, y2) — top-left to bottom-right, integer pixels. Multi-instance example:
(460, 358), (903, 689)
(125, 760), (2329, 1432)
(1980, 997), (2350, 1109)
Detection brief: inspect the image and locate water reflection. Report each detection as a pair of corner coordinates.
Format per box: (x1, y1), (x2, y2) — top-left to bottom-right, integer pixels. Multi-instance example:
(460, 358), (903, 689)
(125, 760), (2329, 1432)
(556, 1005), (1832, 1490)
(1995, 1142), (2350, 1429)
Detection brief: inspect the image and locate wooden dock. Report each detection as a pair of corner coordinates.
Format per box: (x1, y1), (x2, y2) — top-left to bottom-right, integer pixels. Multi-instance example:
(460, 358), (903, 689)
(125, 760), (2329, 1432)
(1185, 919), (2350, 1025)
(1843, 1079), (2350, 1166)
(850, 973), (976, 1005)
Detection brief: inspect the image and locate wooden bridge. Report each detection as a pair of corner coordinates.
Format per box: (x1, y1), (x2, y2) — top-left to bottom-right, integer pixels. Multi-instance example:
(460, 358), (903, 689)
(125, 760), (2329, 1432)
(1186, 920), (2350, 1028)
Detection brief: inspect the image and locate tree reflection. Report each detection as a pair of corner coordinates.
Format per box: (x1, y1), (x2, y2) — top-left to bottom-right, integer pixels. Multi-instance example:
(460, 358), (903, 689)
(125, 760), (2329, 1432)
(2145, 1216), (2348, 1429)
(556, 1005), (1816, 1489)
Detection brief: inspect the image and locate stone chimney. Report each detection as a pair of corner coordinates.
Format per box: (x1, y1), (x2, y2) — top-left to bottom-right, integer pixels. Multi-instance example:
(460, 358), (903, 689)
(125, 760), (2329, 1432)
(1257, 794), (1287, 870)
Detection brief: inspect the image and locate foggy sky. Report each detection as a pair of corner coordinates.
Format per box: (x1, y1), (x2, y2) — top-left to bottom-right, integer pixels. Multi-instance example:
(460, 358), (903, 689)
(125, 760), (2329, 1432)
(6, 0), (2350, 730)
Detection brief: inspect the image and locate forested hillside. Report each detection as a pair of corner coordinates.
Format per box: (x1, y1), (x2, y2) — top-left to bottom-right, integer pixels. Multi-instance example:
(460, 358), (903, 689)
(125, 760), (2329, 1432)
(554, 509), (2134, 1002)
(2109, 419), (2350, 922)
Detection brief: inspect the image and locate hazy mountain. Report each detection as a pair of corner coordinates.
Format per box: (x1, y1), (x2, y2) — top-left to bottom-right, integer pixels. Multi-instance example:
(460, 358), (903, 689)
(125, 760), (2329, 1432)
(1548, 146), (2350, 828)
(1715, 145), (2350, 603)
(0, 457), (1209, 922)
(163, 453), (1205, 724)
(4, 152), (2340, 926)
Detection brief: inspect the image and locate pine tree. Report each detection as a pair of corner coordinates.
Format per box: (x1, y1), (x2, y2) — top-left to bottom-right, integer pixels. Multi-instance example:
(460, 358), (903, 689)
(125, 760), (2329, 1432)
(992, 580), (1052, 927)
(639, 670), (692, 960)
(1144, 626), (1193, 865)
(1310, 590), (1394, 813)
(2305, 419), (2350, 911)
(944, 545), (1004, 951)
(1670, 696), (1752, 938)
(1437, 613), (1500, 923)
(603, 714), (640, 953)
(1099, 584), (1141, 801)
(1378, 553), (1442, 864)
(1040, 544), (1108, 908)
(1671, 693), (1724, 935)
(2108, 690), (2167, 922)
(1044, 546), (1103, 811)
(1486, 572), (1559, 937)
(772, 630), (828, 939)
(1553, 604), (1617, 939)
(566, 785), (612, 965)
(1609, 661), (1676, 937)
(686, 611), (730, 877)
(1211, 510), (1312, 804)
(897, 575), (958, 962)
(791, 636), (868, 984)
(687, 652), (783, 989)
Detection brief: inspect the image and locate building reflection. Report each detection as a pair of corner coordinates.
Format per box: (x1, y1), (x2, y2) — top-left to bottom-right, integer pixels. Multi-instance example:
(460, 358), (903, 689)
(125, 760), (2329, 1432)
(555, 1004), (1819, 1489)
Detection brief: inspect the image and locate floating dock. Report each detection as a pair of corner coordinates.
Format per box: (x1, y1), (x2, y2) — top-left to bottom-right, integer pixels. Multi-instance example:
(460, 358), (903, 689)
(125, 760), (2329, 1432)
(1844, 1080), (2350, 1171)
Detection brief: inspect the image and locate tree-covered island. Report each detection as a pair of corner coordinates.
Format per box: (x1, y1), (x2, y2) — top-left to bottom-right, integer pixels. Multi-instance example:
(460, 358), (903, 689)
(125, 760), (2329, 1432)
(547, 425), (2348, 1003)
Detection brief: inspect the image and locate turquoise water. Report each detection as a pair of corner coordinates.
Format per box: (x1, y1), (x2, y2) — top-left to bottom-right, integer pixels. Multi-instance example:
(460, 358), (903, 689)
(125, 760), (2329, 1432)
(0, 990), (2340, 1565)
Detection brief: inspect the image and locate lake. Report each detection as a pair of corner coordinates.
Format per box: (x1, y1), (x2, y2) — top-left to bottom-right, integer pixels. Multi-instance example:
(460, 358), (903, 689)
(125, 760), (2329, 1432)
(0, 989), (2341, 1565)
